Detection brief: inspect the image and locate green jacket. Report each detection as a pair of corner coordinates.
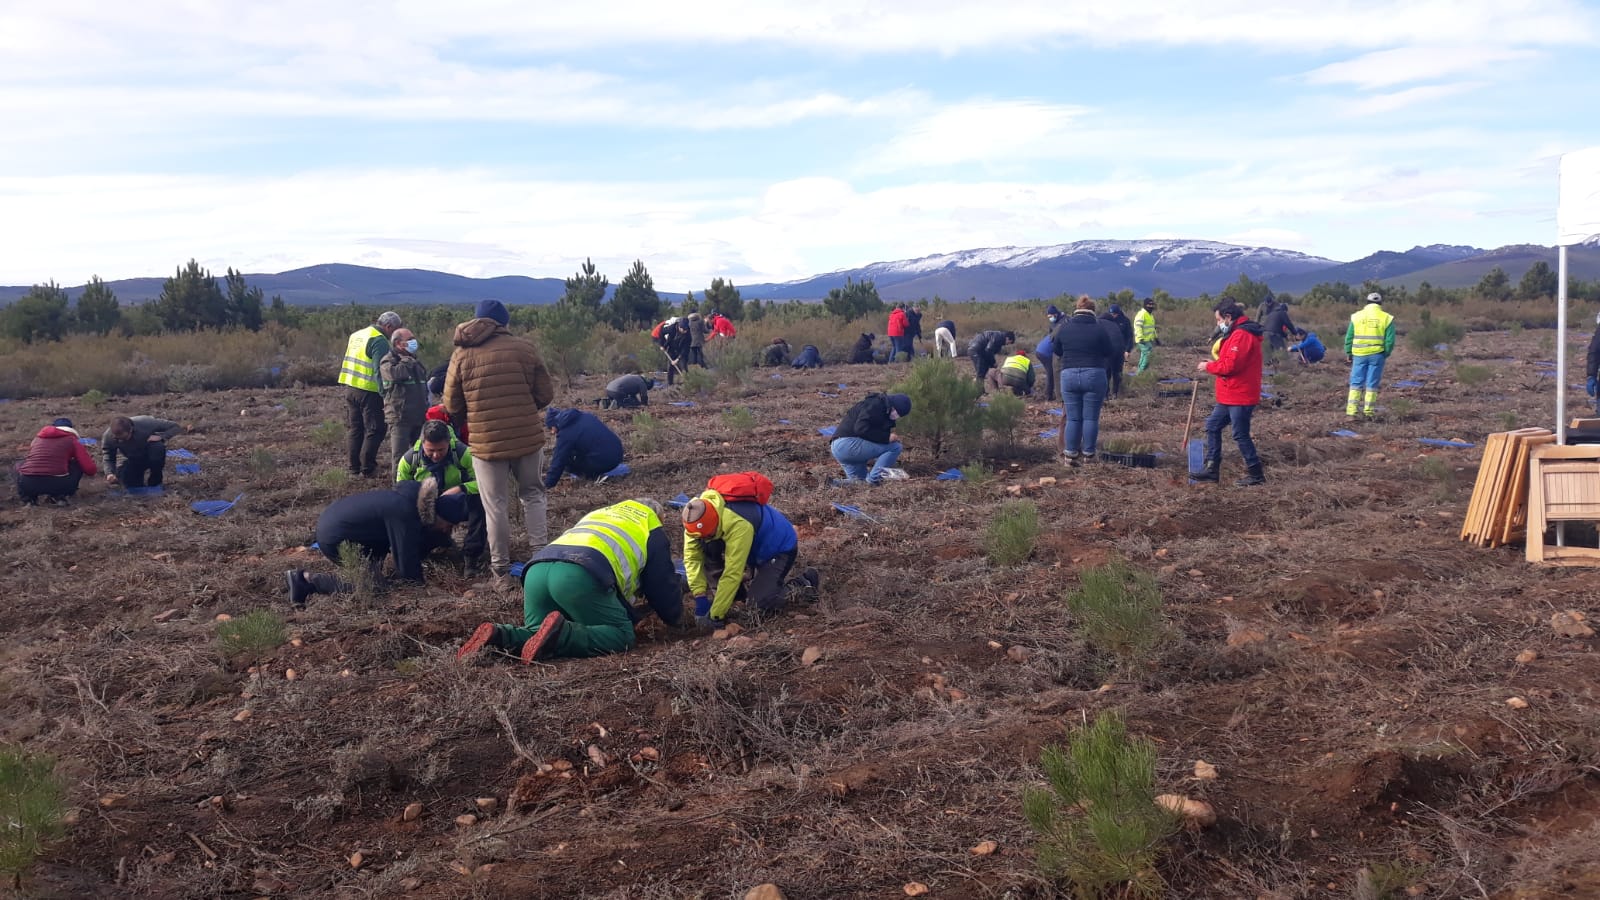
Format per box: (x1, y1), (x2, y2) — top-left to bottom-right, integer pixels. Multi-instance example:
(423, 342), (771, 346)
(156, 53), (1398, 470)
(395, 434), (479, 495)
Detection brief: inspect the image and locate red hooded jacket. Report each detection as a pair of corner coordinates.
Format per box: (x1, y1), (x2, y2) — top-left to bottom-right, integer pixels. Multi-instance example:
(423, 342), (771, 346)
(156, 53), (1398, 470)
(1203, 317), (1264, 406)
(711, 315), (736, 338)
(18, 426), (99, 477)
(426, 405), (468, 445)
(887, 307), (908, 337)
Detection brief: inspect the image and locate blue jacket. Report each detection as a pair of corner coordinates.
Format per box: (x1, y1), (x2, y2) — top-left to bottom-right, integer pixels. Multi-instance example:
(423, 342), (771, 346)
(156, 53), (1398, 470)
(1035, 333), (1055, 359)
(1290, 331), (1326, 362)
(791, 345), (823, 368)
(543, 408), (624, 487)
(727, 500), (798, 565)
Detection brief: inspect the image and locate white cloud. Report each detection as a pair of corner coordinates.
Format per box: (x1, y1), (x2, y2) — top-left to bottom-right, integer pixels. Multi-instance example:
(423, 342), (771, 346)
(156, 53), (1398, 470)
(1304, 46), (1539, 90)
(1336, 82), (1485, 117)
(1222, 228), (1313, 250)
(864, 101), (1090, 170)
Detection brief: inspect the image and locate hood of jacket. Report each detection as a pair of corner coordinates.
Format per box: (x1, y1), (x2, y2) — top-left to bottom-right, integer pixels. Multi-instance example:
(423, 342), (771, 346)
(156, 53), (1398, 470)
(453, 317), (509, 348)
(550, 407), (584, 430)
(36, 425), (76, 440)
(1235, 318), (1264, 337)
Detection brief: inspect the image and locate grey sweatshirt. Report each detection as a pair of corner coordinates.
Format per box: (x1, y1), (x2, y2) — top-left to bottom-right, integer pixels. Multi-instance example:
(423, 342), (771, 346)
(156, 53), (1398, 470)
(102, 416), (183, 467)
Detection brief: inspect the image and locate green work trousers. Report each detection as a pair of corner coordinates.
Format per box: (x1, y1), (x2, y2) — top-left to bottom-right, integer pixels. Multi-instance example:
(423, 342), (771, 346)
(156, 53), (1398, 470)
(1135, 341), (1155, 374)
(504, 561), (635, 658)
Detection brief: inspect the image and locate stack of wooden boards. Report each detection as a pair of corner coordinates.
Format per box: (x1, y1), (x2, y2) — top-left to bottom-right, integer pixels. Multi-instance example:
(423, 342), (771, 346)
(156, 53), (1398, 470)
(1460, 428), (1554, 548)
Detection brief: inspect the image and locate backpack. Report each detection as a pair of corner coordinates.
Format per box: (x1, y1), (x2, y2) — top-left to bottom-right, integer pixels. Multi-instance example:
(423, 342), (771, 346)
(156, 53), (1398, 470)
(707, 471), (774, 505)
(651, 320), (666, 340)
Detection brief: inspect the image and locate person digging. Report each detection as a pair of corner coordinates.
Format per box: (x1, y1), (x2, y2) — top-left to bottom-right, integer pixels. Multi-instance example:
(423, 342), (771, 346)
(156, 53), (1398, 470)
(682, 481), (818, 630)
(285, 477), (467, 606)
(456, 498), (685, 663)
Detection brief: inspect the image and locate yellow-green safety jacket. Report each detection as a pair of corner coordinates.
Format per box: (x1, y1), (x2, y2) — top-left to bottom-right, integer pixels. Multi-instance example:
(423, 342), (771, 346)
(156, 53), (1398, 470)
(339, 326), (383, 393)
(1134, 308), (1158, 344)
(1344, 304), (1395, 358)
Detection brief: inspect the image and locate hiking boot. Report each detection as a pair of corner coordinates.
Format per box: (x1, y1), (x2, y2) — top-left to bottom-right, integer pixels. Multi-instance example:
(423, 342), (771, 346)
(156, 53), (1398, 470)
(801, 567), (821, 592)
(463, 555), (488, 579)
(518, 611), (566, 664)
(285, 569), (313, 608)
(457, 622), (516, 661)
(1235, 465), (1266, 487)
(1190, 463), (1220, 483)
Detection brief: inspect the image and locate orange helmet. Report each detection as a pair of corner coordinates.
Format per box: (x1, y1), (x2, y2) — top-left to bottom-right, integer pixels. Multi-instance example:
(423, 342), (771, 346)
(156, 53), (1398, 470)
(682, 497), (720, 539)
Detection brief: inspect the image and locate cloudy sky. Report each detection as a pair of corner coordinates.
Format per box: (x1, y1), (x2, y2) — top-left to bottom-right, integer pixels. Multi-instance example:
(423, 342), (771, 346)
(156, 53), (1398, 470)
(2, 1), (1596, 289)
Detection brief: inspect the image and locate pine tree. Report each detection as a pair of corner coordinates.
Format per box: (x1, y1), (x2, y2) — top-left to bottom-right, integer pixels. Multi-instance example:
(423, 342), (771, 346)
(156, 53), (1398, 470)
(152, 260), (228, 331)
(1, 282), (70, 343)
(225, 268), (265, 331)
(72, 276), (120, 335)
(823, 277), (884, 322)
(1517, 261), (1558, 300)
(704, 277), (743, 320)
(608, 259), (662, 329)
(560, 258), (608, 317)
(1476, 266), (1512, 301)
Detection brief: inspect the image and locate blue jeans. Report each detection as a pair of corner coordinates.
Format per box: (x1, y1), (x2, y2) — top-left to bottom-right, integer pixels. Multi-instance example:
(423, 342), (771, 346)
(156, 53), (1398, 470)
(1203, 403), (1260, 470)
(889, 336), (912, 361)
(1349, 354), (1386, 390)
(1059, 367), (1108, 456)
(830, 436), (901, 483)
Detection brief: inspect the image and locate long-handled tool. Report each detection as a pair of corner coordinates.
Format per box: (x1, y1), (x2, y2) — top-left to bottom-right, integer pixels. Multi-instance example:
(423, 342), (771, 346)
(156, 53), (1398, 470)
(1180, 379), (1200, 473)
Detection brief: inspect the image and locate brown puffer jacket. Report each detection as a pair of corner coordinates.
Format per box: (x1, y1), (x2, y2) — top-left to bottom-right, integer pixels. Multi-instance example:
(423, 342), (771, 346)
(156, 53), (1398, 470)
(443, 318), (556, 461)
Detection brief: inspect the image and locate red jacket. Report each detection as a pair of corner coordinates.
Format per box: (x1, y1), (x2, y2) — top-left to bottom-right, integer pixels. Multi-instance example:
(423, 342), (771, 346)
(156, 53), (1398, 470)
(426, 404), (468, 445)
(1204, 318), (1264, 406)
(18, 426), (99, 477)
(711, 315), (736, 338)
(887, 308), (908, 337)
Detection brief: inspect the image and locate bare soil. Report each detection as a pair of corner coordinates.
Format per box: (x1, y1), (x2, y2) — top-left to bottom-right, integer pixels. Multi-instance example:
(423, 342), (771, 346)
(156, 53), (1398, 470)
(3, 330), (1600, 899)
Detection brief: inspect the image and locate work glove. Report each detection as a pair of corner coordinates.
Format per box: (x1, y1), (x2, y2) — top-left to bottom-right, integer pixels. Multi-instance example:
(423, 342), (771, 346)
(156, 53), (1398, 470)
(693, 595), (711, 617)
(1588, 376), (1597, 398)
(695, 614), (721, 630)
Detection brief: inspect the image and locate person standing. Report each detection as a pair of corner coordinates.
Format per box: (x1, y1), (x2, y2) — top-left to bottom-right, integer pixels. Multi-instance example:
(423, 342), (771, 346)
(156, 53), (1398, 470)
(1586, 312), (1600, 414)
(443, 299), (556, 590)
(1261, 299), (1297, 353)
(1053, 297), (1114, 465)
(1035, 331), (1057, 402)
(15, 417), (97, 505)
(1098, 305), (1130, 400)
(1133, 298), (1159, 374)
(657, 318), (691, 383)
(887, 304), (910, 363)
(907, 305), (925, 353)
(1343, 292), (1396, 418)
(379, 327), (429, 472)
(103, 414), (183, 489)
(830, 392), (912, 485)
(687, 313), (709, 367)
(934, 318), (958, 359)
(1192, 300), (1266, 486)
(339, 310), (402, 478)
(457, 499), (686, 663)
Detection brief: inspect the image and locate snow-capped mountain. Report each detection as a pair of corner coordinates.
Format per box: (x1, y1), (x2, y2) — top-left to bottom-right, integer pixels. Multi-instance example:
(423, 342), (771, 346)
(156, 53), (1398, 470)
(744, 239), (1341, 301)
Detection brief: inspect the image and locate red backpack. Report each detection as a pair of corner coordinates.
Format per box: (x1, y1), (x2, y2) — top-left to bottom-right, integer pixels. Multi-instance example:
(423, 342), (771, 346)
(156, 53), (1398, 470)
(707, 471), (774, 505)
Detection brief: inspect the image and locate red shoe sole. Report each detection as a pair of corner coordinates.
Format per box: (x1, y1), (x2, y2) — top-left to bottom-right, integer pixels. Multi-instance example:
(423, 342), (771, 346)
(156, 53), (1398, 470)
(519, 612), (565, 664)
(457, 622), (497, 662)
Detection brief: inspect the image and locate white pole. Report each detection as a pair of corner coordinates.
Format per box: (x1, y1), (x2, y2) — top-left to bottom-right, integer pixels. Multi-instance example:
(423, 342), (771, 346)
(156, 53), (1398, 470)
(1558, 245), (1569, 444)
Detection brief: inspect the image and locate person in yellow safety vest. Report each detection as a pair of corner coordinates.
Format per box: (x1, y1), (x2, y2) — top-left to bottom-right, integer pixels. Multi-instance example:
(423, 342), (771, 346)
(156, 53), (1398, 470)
(986, 350), (1037, 396)
(1343, 292), (1396, 418)
(456, 499), (687, 663)
(339, 310), (403, 478)
(1133, 297), (1160, 374)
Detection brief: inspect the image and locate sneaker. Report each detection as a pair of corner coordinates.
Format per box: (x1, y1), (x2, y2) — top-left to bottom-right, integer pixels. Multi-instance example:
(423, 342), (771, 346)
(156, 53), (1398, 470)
(518, 611), (566, 664)
(801, 567), (821, 591)
(285, 569), (312, 608)
(596, 474), (610, 485)
(457, 622), (513, 661)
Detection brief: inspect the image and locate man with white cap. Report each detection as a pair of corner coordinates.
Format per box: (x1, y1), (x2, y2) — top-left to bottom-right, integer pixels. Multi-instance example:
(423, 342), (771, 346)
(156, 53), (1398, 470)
(1343, 292), (1396, 418)
(339, 309), (404, 477)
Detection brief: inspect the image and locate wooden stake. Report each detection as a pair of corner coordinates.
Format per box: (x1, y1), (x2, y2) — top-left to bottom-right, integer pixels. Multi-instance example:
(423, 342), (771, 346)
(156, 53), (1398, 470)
(1180, 380), (1200, 465)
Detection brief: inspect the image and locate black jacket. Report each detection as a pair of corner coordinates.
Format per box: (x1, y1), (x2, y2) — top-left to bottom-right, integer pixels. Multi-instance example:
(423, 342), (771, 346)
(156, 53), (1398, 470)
(1098, 313), (1128, 355)
(1262, 305), (1296, 340)
(968, 330), (1009, 360)
(658, 322), (691, 358)
(1052, 311), (1114, 369)
(606, 374), (651, 404)
(849, 334), (876, 364)
(835, 393), (895, 444)
(1588, 325), (1600, 379)
(1107, 311), (1134, 348)
(906, 309), (923, 339)
(314, 481), (444, 583)
(791, 345), (823, 368)
(528, 527), (682, 626)
(936, 319), (956, 337)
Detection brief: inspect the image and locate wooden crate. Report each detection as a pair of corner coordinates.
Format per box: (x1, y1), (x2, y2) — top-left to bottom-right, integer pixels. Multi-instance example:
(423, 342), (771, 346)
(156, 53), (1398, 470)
(1460, 428), (1554, 548)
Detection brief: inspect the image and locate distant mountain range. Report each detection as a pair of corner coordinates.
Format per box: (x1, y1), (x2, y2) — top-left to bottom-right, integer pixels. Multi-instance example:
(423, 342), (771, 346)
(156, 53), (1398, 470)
(5, 239), (1600, 307)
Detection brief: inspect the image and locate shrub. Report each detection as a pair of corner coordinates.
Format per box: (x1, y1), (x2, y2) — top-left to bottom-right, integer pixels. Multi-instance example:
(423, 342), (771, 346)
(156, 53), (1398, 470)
(679, 367), (718, 396)
(313, 468), (349, 490)
(1455, 364), (1492, 386)
(984, 500), (1039, 566)
(632, 411), (664, 454)
(1022, 711), (1180, 898)
(217, 610), (287, 657)
(983, 392), (1027, 455)
(0, 747), (66, 889)
(1407, 313), (1464, 353)
(80, 388), (108, 409)
(1498, 411), (1518, 432)
(959, 461), (993, 485)
(1067, 561), (1167, 665)
(249, 448), (275, 477)
(309, 420), (343, 448)
(338, 542), (377, 606)
(1384, 397), (1415, 422)
(721, 406), (757, 434)
(893, 357), (984, 458)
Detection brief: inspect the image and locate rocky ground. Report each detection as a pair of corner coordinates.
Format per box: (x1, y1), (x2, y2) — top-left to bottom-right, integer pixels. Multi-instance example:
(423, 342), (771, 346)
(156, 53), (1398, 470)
(2, 329), (1599, 899)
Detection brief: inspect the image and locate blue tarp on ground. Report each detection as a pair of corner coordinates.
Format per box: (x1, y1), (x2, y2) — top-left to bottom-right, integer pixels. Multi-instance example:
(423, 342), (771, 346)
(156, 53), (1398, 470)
(1419, 438), (1475, 449)
(667, 492), (692, 509)
(935, 468), (964, 481)
(167, 448), (197, 459)
(669, 401), (695, 407)
(1330, 429), (1361, 438)
(1395, 380), (1425, 388)
(1048, 408), (1063, 417)
(831, 503), (879, 523)
(818, 426), (837, 437)
(192, 493), (244, 516)
(79, 437), (98, 446)
(1039, 429), (1059, 439)
(1187, 438), (1204, 475)
(121, 485), (164, 497)
(174, 463), (201, 475)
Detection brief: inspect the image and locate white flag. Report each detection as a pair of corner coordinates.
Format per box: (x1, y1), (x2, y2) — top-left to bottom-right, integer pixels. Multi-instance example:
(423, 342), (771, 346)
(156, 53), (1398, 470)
(1559, 146), (1600, 247)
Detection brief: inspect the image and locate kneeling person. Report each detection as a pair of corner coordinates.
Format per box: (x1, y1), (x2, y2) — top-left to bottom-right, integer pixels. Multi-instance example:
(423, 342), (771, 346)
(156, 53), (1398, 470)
(682, 475), (817, 629)
(103, 414), (183, 489)
(457, 499), (683, 663)
(397, 419), (487, 576)
(285, 477), (466, 605)
(985, 349), (1036, 396)
(16, 417), (98, 504)
(543, 407), (624, 487)
(604, 373), (654, 408)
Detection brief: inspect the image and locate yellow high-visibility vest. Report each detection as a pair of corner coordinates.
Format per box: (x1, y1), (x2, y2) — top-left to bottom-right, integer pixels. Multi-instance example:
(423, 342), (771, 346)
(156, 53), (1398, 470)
(549, 501), (658, 596)
(1349, 304), (1394, 357)
(338, 326), (382, 392)
(1001, 354), (1032, 376)
(1134, 308), (1157, 343)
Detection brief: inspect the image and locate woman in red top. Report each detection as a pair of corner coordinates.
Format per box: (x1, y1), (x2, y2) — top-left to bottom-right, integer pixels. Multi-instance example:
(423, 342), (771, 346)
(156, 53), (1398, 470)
(886, 304), (910, 362)
(16, 417), (98, 504)
(1192, 300), (1266, 486)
